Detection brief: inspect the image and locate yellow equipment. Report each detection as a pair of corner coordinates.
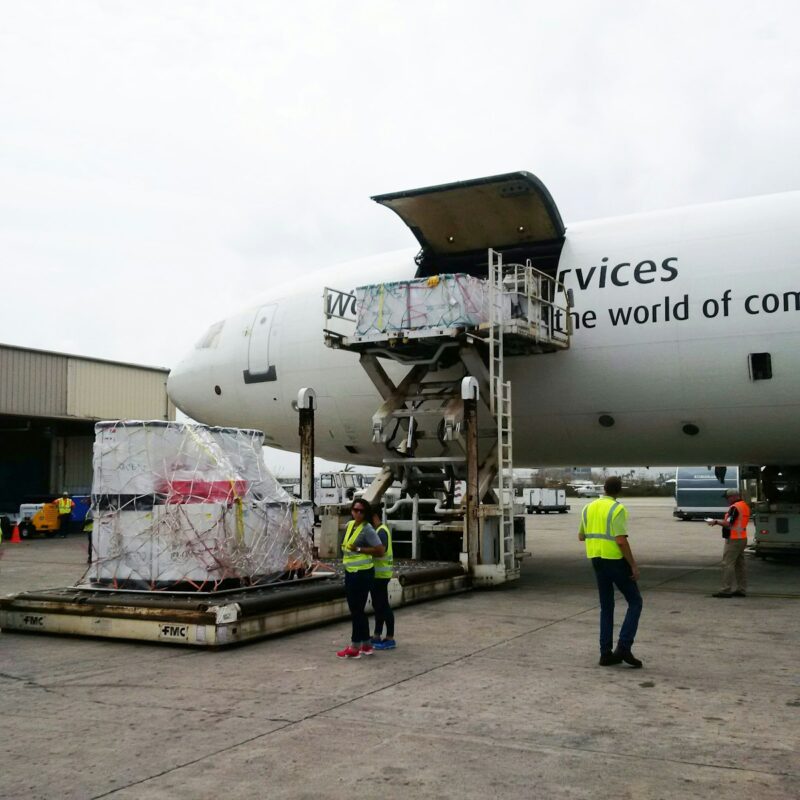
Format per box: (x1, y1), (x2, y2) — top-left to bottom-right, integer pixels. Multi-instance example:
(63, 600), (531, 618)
(22, 503), (61, 535)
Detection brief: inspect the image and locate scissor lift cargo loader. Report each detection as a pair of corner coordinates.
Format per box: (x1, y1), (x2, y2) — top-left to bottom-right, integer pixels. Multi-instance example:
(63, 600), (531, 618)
(323, 251), (570, 585)
(323, 172), (571, 585)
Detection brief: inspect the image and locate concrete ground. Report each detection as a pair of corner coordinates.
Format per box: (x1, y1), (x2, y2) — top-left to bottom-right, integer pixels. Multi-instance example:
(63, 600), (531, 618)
(1, 498), (798, 800)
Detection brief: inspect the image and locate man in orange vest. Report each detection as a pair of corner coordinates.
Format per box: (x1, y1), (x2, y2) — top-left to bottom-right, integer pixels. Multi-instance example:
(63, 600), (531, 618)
(706, 488), (751, 598)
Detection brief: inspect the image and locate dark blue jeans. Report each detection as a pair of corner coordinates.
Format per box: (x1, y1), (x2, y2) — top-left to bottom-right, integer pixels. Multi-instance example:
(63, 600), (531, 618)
(370, 578), (394, 638)
(345, 568), (374, 644)
(591, 557), (642, 653)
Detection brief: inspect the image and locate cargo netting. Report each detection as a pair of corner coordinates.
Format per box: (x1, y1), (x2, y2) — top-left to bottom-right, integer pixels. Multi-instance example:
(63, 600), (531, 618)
(83, 421), (315, 591)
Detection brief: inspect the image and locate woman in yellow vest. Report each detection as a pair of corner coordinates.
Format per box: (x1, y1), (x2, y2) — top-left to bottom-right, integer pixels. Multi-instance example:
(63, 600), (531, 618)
(369, 505), (396, 650)
(337, 499), (385, 659)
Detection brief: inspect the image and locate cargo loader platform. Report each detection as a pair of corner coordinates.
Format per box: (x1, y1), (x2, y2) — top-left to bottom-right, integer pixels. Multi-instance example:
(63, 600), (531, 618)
(322, 234), (571, 585)
(0, 561), (467, 648)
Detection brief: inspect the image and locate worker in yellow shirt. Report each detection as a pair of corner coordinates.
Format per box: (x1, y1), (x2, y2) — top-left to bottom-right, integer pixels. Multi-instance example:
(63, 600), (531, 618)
(55, 492), (76, 538)
(578, 476), (643, 668)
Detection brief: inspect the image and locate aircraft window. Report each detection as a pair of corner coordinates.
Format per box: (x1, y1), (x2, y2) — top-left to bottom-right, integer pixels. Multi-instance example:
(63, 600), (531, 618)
(320, 475), (335, 489)
(195, 321), (224, 349)
(749, 352), (772, 381)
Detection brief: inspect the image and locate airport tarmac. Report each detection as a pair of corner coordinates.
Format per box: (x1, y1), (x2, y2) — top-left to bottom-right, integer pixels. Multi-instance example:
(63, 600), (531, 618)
(1, 497), (798, 800)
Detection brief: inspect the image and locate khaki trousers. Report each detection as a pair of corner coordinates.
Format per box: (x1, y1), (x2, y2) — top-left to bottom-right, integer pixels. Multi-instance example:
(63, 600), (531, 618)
(721, 538), (747, 593)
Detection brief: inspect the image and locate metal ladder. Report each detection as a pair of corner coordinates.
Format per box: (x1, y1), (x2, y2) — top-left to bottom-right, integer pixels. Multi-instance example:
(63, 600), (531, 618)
(489, 249), (516, 570)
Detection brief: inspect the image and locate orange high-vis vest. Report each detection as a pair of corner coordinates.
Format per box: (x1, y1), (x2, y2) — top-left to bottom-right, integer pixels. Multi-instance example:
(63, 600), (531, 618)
(726, 500), (750, 540)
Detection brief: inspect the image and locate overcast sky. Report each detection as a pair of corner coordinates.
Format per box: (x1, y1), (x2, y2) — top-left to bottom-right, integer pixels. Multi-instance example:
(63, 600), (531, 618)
(1, 1), (798, 474)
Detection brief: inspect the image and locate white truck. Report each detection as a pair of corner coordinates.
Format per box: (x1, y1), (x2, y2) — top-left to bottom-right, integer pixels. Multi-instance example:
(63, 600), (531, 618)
(289, 471), (368, 507)
(519, 487), (569, 514)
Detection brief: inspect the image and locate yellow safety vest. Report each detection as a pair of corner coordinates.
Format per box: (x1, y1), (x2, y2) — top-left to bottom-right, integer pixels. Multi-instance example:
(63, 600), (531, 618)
(581, 496), (626, 559)
(373, 523), (394, 579)
(56, 497), (73, 515)
(342, 521), (373, 572)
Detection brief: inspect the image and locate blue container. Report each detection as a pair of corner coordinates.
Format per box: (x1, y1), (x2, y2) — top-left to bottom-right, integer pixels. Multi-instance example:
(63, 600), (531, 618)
(71, 495), (91, 523)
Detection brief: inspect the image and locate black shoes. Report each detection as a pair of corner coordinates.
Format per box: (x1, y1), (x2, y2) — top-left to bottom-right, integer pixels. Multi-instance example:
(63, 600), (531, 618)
(732, 590), (747, 597)
(599, 649), (643, 668)
(712, 591), (733, 598)
(614, 648), (643, 668)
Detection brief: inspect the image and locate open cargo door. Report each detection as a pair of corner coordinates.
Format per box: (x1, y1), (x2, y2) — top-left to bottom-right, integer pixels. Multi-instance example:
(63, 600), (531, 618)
(372, 171), (566, 277)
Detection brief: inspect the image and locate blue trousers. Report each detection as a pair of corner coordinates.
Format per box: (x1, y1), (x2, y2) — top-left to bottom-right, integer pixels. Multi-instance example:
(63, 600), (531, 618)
(370, 578), (395, 638)
(591, 557), (642, 653)
(344, 568), (374, 644)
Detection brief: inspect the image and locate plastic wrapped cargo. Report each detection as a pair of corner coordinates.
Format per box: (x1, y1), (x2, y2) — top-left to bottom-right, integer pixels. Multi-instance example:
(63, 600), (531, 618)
(87, 421), (314, 591)
(354, 274), (490, 336)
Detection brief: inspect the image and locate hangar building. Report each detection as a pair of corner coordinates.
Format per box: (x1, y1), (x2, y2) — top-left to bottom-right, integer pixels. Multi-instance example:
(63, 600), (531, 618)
(0, 343), (175, 516)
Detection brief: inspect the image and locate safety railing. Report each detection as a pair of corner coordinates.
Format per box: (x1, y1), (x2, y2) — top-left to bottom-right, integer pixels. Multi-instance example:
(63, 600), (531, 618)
(493, 254), (572, 349)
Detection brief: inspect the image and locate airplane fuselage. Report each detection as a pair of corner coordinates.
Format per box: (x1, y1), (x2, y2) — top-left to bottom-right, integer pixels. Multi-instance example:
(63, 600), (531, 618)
(167, 192), (800, 467)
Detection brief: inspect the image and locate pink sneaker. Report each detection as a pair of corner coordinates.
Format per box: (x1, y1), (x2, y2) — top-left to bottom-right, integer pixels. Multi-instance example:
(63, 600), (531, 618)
(360, 643), (374, 656)
(336, 645), (361, 659)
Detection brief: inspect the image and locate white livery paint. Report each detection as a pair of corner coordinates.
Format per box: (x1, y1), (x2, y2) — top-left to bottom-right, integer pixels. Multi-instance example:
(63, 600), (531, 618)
(168, 191), (800, 467)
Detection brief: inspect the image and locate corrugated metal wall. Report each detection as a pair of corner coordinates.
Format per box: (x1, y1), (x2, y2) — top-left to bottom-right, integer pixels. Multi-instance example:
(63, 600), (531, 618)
(49, 435), (94, 494)
(67, 360), (172, 421)
(0, 347), (68, 417)
(62, 436), (94, 494)
(0, 345), (174, 422)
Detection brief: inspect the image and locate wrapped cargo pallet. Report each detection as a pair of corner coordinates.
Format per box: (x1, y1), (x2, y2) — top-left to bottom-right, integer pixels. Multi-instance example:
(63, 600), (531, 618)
(87, 421), (314, 591)
(354, 273), (491, 336)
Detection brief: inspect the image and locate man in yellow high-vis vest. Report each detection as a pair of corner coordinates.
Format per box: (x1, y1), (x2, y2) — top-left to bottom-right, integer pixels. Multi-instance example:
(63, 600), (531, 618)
(55, 492), (75, 538)
(578, 476), (643, 668)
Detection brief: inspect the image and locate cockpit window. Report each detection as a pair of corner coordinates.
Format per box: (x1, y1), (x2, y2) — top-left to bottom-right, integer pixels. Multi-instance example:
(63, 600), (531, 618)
(195, 321), (224, 349)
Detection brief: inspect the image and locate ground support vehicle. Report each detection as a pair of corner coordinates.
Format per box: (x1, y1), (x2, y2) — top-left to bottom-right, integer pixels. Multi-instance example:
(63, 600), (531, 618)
(752, 503), (800, 557)
(748, 465), (800, 558)
(673, 466), (739, 521)
(519, 487), (569, 514)
(288, 472), (367, 509)
(18, 503), (59, 537)
(16, 496), (90, 538)
(322, 244), (571, 585)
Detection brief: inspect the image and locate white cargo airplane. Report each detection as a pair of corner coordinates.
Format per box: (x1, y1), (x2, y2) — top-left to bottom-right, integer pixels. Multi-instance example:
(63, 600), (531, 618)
(167, 172), (800, 468)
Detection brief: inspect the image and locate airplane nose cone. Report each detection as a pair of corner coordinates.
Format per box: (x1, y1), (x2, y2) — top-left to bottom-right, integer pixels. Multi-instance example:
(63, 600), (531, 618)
(167, 354), (204, 419)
